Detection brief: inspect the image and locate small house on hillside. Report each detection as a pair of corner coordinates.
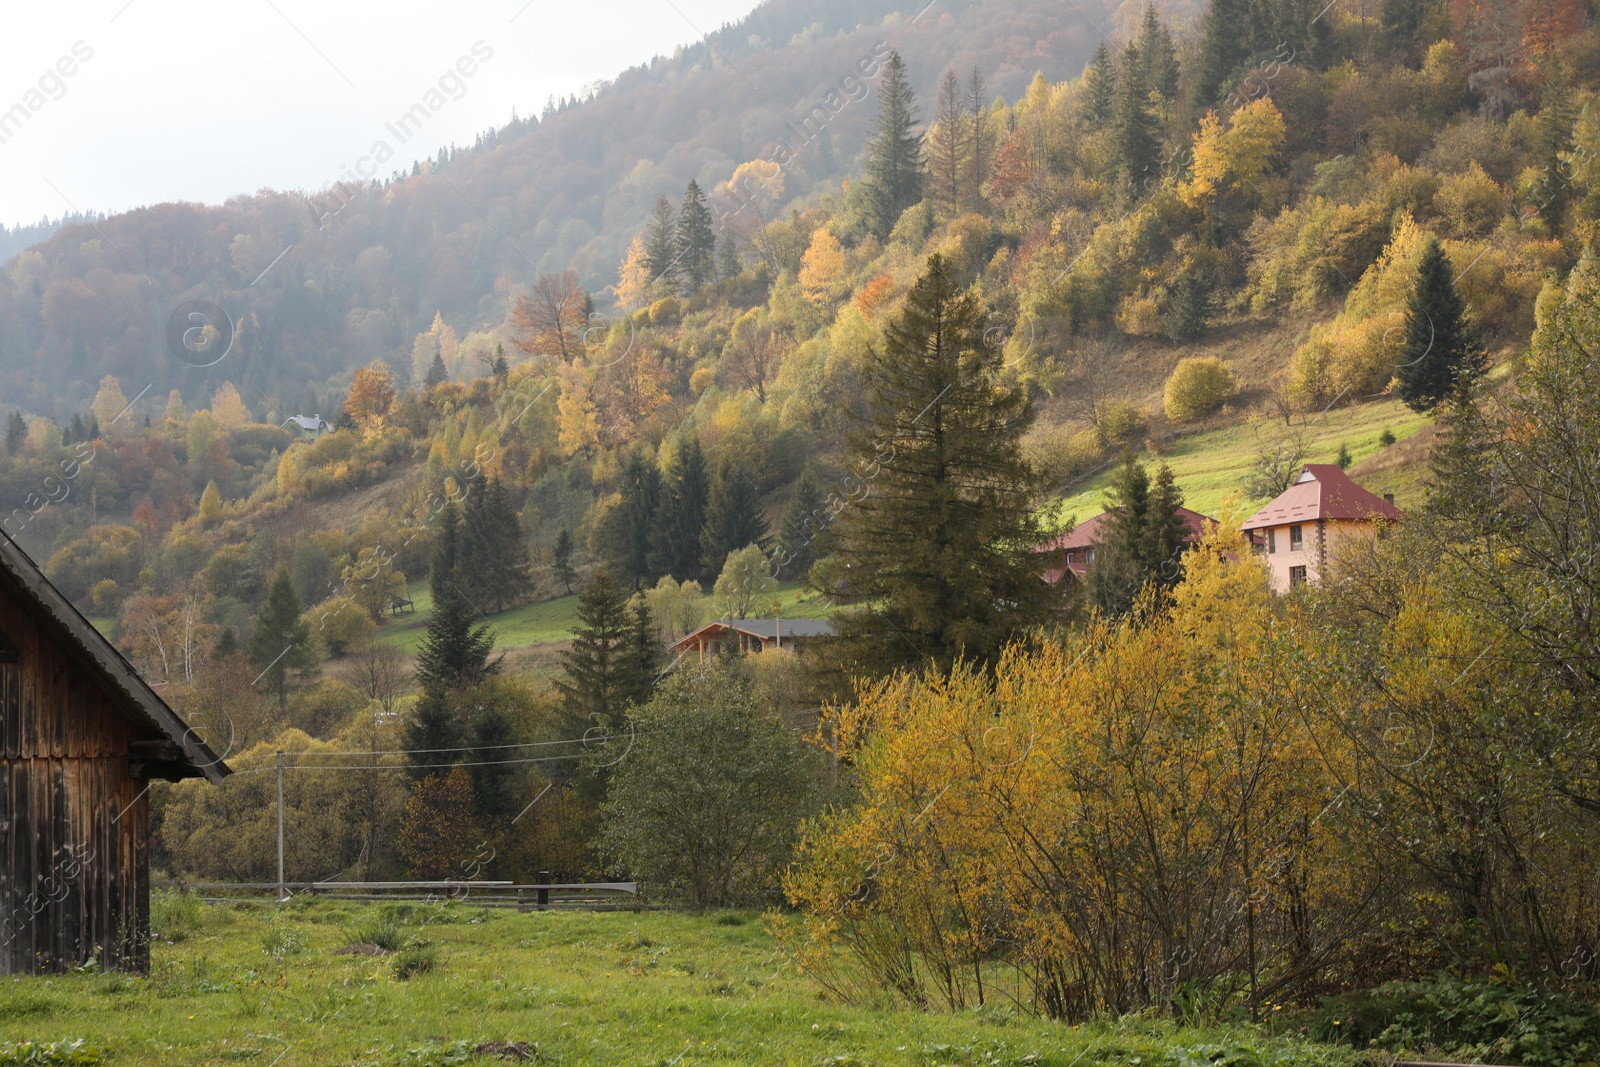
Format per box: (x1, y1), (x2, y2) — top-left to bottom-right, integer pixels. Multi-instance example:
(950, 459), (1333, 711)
(1241, 463), (1402, 592)
(1035, 506), (1218, 585)
(0, 530), (229, 973)
(671, 619), (836, 666)
(282, 414), (332, 435)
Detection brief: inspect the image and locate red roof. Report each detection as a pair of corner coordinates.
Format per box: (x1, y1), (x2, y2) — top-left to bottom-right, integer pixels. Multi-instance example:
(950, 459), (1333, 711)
(1036, 506), (1218, 583)
(1240, 464), (1403, 531)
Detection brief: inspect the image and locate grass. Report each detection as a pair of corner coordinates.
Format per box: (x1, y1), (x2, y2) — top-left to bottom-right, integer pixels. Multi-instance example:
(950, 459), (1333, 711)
(1049, 397), (1434, 527)
(374, 581), (835, 657)
(0, 900), (1355, 1066)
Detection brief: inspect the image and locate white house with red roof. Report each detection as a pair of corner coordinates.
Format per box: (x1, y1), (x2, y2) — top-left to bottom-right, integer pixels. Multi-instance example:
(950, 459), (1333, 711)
(1036, 506), (1218, 585)
(1241, 464), (1402, 592)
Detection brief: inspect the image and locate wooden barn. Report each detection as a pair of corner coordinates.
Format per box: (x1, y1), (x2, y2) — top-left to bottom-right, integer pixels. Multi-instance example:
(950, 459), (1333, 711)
(0, 530), (229, 973)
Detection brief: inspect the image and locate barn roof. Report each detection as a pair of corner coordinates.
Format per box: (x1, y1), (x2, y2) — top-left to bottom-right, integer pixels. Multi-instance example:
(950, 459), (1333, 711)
(670, 618), (836, 651)
(1240, 464), (1403, 531)
(0, 530), (230, 783)
(1036, 506), (1216, 554)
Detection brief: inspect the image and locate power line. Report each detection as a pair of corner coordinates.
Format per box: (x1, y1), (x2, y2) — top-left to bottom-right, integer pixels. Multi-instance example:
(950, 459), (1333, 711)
(229, 748), (629, 774)
(222, 730), (635, 762)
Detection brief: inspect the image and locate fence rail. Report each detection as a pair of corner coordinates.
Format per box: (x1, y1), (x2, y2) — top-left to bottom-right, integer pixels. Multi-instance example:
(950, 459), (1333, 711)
(156, 878), (649, 912)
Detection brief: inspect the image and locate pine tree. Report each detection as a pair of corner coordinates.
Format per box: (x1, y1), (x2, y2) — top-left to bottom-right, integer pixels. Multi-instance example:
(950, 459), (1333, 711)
(1532, 73), (1577, 221)
(644, 196), (679, 290)
(676, 180), (717, 294)
(557, 568), (655, 732)
(248, 571), (313, 710)
(777, 469), (826, 580)
(650, 436), (711, 582)
(490, 342), (510, 378)
(1113, 44), (1162, 203)
(415, 584), (499, 693)
(467, 703), (519, 823)
(862, 50), (925, 239)
(1083, 456), (1188, 616)
(928, 69), (968, 211)
(717, 232), (741, 282)
(4, 411), (25, 454)
(553, 528), (576, 594)
(1085, 43), (1117, 128)
(819, 253), (1055, 679)
(701, 456), (770, 580)
(1165, 267), (1212, 343)
(1138, 5), (1180, 100)
(967, 66), (991, 211)
(603, 451), (662, 588)
(425, 351), (448, 388)
(461, 478), (533, 612)
(403, 688), (464, 781)
(1397, 239), (1487, 412)
(1194, 0), (1253, 107)
(1381, 0), (1426, 60)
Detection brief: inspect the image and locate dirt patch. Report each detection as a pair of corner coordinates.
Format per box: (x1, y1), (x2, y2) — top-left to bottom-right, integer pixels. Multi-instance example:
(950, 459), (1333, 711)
(474, 1043), (535, 1061)
(332, 942), (392, 957)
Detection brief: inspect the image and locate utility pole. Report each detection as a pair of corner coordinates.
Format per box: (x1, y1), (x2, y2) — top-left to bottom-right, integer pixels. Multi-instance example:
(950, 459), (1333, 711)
(275, 750), (285, 902)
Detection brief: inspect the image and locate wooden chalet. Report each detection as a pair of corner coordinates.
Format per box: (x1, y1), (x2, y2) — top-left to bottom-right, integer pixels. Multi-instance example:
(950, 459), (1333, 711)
(0, 530), (229, 973)
(670, 618), (836, 666)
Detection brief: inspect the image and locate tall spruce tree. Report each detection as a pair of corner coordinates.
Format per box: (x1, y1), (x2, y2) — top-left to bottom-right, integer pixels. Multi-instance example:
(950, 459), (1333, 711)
(676, 180), (717, 294)
(1113, 44), (1162, 203)
(604, 451), (662, 588)
(418, 503), (499, 692)
(467, 703), (519, 824)
(425, 351), (448, 388)
(461, 477), (533, 612)
(1532, 73), (1578, 221)
(644, 195), (679, 290)
(1138, 5), (1181, 100)
(863, 50), (925, 239)
(650, 436), (711, 582)
(1083, 456), (1188, 616)
(777, 469), (826, 580)
(701, 457), (770, 580)
(248, 571), (313, 710)
(818, 253), (1055, 678)
(1194, 0), (1253, 107)
(4, 411), (25, 454)
(557, 568), (656, 732)
(403, 688), (463, 781)
(1085, 43), (1117, 128)
(928, 69), (968, 211)
(1397, 238), (1487, 413)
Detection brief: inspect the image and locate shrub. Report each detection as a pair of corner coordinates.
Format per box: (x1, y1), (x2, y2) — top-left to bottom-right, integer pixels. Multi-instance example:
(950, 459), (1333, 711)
(1311, 978), (1600, 1066)
(149, 888), (204, 943)
(1379, 427), (1396, 446)
(344, 911), (405, 953)
(1336, 442), (1353, 469)
(1163, 357), (1235, 422)
(258, 917), (308, 958)
(393, 942), (438, 979)
(1116, 292), (1164, 337)
(1098, 402), (1146, 448)
(647, 297), (681, 326)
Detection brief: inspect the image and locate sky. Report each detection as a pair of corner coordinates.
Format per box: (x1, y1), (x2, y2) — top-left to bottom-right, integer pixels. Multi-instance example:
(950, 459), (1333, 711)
(0, 0), (760, 229)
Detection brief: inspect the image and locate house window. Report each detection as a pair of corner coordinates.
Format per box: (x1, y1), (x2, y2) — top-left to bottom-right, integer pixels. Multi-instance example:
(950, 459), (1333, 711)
(1289, 524), (1303, 551)
(1267, 528), (1276, 553)
(1289, 565), (1308, 587)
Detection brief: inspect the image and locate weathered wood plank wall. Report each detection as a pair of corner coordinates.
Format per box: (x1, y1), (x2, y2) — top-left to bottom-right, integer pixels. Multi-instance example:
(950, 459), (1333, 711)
(0, 574), (149, 973)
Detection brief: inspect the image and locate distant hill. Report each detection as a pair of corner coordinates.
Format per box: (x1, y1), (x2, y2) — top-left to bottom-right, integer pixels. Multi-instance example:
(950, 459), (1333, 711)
(0, 0), (1114, 416)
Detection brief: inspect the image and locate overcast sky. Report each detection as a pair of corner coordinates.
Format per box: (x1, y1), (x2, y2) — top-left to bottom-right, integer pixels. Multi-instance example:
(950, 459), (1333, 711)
(0, 0), (759, 229)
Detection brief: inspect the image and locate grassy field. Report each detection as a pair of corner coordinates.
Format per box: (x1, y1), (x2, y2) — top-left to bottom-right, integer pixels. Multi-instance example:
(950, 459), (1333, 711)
(373, 581), (837, 656)
(1049, 397), (1434, 528)
(0, 898), (1354, 1067)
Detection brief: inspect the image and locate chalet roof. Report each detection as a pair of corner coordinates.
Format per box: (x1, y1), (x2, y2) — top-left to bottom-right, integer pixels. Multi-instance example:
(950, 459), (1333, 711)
(1240, 464), (1403, 531)
(0, 530), (230, 783)
(670, 618), (835, 650)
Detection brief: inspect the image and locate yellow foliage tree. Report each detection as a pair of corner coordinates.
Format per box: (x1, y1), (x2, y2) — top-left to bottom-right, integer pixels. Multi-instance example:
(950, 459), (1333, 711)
(556, 364), (600, 457)
(197, 480), (223, 526)
(615, 233), (654, 313)
(90, 375), (129, 436)
(799, 227), (846, 303)
(1180, 99), (1286, 211)
(210, 382), (251, 428)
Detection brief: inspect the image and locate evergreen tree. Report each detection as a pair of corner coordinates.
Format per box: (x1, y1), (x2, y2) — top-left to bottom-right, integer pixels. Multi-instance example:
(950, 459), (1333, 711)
(557, 568), (656, 732)
(403, 688), (464, 781)
(1381, 0), (1426, 60)
(1165, 266), (1212, 343)
(676, 180), (717, 294)
(4, 411), (25, 454)
(818, 254), (1055, 679)
(650, 436), (711, 582)
(967, 66), (991, 211)
(1193, 0), (1253, 107)
(701, 457), (770, 579)
(66, 413), (84, 444)
(425, 351), (448, 388)
(1085, 43), (1117, 128)
(1138, 5), (1181, 99)
(1397, 239), (1487, 413)
(85, 414), (100, 442)
(248, 571), (312, 710)
(490, 342), (510, 378)
(1083, 456), (1188, 616)
(553, 528), (576, 594)
(467, 703), (519, 823)
(415, 584), (499, 693)
(1532, 73), (1578, 221)
(862, 50), (925, 238)
(928, 69), (968, 211)
(460, 477), (533, 612)
(777, 469), (826, 580)
(717, 232), (741, 282)
(1113, 44), (1162, 203)
(215, 627), (238, 658)
(644, 196), (679, 289)
(603, 450), (662, 587)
